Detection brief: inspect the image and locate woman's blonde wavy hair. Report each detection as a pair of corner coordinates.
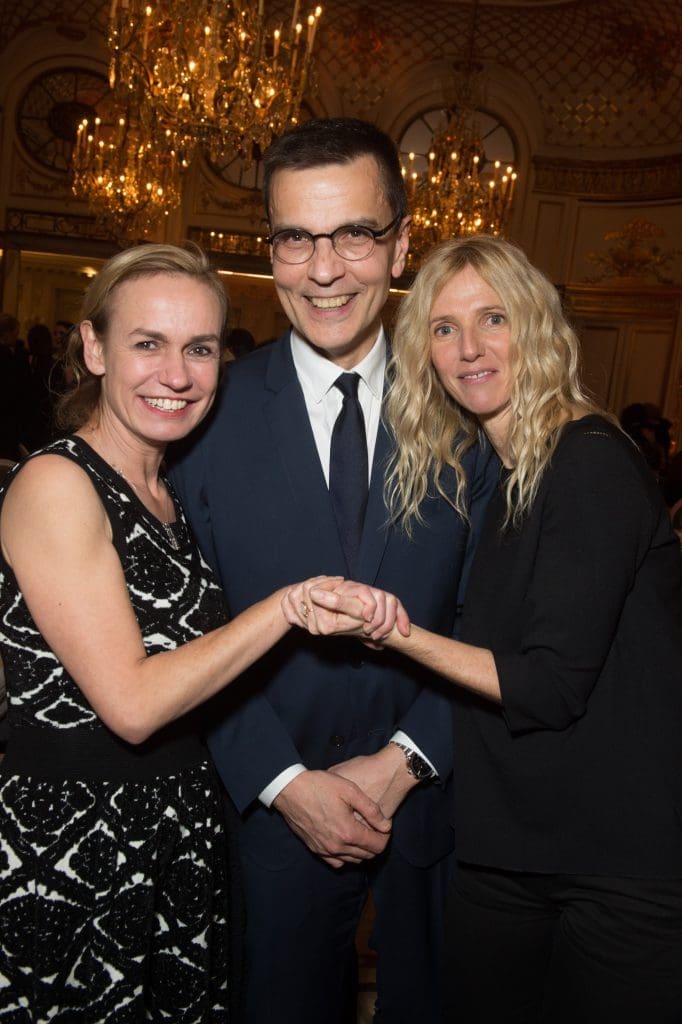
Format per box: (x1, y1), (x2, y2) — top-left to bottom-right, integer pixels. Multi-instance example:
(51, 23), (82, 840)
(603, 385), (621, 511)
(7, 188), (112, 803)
(56, 243), (229, 432)
(385, 235), (604, 531)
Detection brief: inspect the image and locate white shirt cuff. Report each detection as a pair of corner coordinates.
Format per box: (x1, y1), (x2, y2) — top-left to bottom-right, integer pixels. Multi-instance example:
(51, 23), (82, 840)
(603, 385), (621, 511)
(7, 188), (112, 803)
(390, 730), (438, 777)
(259, 764), (307, 808)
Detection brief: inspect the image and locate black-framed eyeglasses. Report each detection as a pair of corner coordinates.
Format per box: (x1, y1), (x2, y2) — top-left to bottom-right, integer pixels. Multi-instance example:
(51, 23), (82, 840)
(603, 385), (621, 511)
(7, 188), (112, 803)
(267, 213), (403, 265)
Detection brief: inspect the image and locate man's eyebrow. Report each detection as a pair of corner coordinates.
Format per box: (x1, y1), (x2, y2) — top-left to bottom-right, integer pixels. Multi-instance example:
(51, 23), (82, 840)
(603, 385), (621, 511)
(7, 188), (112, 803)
(271, 216), (384, 232)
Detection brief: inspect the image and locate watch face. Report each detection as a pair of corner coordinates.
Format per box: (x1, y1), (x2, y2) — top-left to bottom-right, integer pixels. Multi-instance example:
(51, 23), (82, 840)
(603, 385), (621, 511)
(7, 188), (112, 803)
(17, 68), (111, 173)
(408, 751), (434, 781)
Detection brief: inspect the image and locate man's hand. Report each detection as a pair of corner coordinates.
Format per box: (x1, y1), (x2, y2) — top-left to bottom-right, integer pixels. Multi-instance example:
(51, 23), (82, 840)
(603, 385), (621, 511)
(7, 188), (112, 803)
(329, 744), (419, 819)
(272, 770), (392, 869)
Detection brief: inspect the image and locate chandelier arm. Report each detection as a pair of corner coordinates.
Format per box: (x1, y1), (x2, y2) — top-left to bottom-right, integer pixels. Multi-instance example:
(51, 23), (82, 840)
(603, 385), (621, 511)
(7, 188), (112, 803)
(72, 0), (323, 241)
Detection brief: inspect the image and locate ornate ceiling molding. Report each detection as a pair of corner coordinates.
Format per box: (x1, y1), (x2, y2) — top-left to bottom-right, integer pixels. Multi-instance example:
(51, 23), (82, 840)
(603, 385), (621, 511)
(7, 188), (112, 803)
(2, 1), (681, 152)
(533, 155), (682, 199)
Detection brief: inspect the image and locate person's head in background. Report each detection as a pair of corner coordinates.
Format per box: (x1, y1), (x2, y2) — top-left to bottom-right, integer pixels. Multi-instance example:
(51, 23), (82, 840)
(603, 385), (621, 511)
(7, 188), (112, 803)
(620, 402), (671, 481)
(27, 324), (54, 361)
(0, 315), (20, 350)
(224, 327), (256, 362)
(53, 320), (74, 358)
(262, 117), (410, 369)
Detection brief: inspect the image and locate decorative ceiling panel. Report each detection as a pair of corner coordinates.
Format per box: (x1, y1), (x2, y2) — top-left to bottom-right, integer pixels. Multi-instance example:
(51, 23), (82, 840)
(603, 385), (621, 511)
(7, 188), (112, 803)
(2, 0), (680, 150)
(1, 0), (107, 51)
(312, 0), (682, 148)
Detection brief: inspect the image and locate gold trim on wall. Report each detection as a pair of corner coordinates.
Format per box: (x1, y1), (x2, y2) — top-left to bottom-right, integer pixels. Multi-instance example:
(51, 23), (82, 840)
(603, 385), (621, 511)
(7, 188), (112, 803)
(533, 155), (682, 199)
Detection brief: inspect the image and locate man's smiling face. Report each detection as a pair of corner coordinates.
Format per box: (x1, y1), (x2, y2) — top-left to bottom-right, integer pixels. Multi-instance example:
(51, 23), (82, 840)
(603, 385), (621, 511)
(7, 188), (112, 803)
(268, 154), (409, 369)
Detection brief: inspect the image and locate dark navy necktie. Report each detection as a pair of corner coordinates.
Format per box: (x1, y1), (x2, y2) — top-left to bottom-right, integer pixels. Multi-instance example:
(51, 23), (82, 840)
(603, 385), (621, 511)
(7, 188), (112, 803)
(329, 372), (368, 574)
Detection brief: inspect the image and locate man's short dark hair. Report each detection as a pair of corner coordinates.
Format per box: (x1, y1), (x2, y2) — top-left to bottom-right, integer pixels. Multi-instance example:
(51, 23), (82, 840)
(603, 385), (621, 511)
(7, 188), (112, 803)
(262, 117), (407, 224)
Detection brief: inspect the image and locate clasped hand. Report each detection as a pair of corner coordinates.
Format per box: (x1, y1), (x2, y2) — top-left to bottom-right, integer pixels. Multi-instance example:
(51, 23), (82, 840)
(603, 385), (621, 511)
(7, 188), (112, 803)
(282, 576), (411, 645)
(275, 578), (413, 868)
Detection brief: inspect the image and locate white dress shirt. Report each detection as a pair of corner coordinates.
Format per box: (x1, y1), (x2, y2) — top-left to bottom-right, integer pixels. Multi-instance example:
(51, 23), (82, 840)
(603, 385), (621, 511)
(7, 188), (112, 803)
(259, 329), (435, 807)
(290, 326), (387, 485)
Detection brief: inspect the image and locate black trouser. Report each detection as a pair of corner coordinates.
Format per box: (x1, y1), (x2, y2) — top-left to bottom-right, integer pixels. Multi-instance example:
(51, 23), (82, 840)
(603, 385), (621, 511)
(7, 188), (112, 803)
(443, 860), (682, 1024)
(238, 838), (452, 1024)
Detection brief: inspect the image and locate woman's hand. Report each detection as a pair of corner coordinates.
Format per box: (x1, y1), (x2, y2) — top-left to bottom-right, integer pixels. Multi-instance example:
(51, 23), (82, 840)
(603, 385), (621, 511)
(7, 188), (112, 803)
(281, 576), (343, 630)
(282, 577), (411, 643)
(316, 580), (411, 643)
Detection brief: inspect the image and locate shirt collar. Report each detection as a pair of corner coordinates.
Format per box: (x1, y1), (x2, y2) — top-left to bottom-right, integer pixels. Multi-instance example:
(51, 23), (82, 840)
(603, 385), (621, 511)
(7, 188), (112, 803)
(290, 327), (387, 405)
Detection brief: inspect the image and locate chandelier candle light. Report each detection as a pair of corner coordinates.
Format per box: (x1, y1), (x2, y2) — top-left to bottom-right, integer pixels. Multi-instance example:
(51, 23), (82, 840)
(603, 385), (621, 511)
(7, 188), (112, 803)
(400, 0), (518, 264)
(72, 92), (191, 238)
(72, 0), (322, 239)
(402, 111), (518, 249)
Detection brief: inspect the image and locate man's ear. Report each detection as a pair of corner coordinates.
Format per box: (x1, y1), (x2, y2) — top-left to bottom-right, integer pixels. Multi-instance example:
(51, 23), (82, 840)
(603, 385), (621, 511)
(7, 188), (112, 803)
(81, 321), (105, 377)
(391, 215), (411, 280)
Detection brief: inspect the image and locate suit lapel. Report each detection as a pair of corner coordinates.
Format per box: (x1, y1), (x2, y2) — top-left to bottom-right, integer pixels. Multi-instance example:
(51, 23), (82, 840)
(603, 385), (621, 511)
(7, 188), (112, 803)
(356, 415), (392, 583)
(262, 331), (393, 583)
(263, 334), (346, 569)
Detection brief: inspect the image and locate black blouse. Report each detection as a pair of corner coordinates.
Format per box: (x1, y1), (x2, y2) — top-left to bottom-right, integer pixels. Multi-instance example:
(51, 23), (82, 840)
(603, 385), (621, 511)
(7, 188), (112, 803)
(455, 416), (682, 878)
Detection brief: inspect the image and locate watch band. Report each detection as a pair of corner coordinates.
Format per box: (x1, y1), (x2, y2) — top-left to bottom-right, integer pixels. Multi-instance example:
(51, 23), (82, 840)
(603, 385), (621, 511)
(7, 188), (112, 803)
(389, 740), (436, 781)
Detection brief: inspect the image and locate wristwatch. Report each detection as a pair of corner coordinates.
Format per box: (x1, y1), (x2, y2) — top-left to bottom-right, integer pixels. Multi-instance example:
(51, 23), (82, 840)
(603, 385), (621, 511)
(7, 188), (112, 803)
(389, 741), (436, 782)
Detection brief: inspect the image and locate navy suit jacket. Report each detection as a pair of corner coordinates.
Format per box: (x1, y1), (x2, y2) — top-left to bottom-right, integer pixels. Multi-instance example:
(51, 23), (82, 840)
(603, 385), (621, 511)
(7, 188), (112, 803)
(170, 332), (496, 869)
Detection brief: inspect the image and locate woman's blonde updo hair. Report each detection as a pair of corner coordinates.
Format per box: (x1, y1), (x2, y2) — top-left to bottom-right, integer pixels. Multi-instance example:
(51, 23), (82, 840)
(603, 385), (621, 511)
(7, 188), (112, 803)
(384, 235), (603, 531)
(56, 244), (229, 432)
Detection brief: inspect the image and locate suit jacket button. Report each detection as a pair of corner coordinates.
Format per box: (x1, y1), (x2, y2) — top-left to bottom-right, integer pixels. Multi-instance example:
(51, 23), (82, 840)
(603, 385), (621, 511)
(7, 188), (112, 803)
(330, 734), (346, 748)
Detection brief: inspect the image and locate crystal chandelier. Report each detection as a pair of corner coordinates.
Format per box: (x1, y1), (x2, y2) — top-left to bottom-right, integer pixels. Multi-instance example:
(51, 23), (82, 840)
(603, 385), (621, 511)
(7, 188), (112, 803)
(72, 84), (193, 239)
(401, 1), (518, 264)
(108, 0), (322, 161)
(402, 109), (518, 259)
(72, 0), (322, 240)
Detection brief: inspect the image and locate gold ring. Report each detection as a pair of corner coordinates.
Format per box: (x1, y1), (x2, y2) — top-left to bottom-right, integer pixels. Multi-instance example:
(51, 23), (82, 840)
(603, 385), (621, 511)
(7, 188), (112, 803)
(300, 602), (309, 618)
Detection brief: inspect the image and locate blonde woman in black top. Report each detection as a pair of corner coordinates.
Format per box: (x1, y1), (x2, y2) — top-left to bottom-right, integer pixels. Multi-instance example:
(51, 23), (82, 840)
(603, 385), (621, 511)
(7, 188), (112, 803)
(292, 237), (682, 1023)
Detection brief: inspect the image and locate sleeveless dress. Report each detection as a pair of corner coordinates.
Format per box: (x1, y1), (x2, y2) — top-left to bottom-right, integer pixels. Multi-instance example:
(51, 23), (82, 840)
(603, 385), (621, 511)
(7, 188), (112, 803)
(0, 436), (231, 1022)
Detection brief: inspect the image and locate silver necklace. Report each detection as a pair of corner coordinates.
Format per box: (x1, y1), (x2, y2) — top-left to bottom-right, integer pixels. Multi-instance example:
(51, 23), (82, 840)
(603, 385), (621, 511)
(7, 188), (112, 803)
(111, 464), (180, 550)
(161, 521), (181, 551)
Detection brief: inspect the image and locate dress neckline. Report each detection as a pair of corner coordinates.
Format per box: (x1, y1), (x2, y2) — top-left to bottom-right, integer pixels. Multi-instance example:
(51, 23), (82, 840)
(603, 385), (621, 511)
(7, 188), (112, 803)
(68, 435), (185, 550)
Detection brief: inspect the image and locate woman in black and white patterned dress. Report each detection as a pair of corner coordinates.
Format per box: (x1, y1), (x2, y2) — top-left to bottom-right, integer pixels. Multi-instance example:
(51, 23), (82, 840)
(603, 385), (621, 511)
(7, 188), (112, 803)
(0, 245), (394, 1022)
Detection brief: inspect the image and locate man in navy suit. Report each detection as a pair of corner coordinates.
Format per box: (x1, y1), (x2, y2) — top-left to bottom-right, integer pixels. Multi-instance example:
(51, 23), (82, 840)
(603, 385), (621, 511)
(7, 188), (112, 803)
(171, 118), (494, 1023)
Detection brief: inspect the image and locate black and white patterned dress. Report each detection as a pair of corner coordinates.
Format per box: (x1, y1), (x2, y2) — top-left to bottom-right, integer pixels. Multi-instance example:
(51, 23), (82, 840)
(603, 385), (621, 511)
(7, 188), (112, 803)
(0, 436), (231, 1022)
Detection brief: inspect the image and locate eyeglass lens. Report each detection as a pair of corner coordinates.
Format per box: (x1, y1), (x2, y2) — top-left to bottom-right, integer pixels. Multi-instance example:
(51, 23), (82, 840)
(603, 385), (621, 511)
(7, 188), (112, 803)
(273, 225), (376, 264)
